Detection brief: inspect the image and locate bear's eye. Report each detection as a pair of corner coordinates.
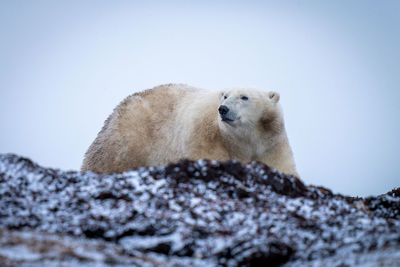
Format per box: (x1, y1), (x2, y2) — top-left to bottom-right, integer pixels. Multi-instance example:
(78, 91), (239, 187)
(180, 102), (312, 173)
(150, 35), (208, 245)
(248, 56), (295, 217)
(224, 95), (228, 99)
(241, 96), (249, 101)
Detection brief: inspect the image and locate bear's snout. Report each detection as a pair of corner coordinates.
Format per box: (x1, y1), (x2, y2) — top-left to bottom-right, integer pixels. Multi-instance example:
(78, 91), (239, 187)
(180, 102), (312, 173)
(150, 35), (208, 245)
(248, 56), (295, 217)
(218, 105), (229, 116)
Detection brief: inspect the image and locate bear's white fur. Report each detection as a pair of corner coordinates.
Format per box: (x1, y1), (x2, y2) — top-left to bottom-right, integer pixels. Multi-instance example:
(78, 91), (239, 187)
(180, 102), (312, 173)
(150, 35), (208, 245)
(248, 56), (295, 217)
(81, 84), (298, 176)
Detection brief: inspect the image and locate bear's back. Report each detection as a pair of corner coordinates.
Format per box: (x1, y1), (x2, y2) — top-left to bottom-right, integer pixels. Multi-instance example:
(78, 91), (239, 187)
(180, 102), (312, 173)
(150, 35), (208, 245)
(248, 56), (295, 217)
(111, 84), (198, 133)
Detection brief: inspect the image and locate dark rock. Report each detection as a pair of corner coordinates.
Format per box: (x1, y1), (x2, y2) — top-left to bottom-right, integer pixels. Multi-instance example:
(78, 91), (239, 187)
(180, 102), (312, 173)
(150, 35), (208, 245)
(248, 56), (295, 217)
(0, 153), (399, 266)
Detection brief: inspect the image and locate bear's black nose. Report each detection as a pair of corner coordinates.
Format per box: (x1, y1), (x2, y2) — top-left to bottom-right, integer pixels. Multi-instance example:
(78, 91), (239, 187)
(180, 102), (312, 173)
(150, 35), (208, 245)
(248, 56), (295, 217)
(218, 105), (229, 116)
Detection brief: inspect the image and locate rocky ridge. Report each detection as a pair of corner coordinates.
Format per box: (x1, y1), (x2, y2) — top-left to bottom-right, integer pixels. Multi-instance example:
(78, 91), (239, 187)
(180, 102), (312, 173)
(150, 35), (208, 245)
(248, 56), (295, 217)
(0, 154), (399, 266)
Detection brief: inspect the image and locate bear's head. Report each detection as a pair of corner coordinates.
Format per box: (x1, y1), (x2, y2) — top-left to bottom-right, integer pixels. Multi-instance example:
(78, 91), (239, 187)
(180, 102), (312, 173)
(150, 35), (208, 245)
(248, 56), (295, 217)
(217, 87), (284, 147)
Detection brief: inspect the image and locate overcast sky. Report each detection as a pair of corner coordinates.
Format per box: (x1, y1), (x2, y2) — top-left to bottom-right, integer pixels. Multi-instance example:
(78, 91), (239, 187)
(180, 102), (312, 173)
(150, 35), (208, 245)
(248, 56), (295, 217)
(1, 1), (399, 196)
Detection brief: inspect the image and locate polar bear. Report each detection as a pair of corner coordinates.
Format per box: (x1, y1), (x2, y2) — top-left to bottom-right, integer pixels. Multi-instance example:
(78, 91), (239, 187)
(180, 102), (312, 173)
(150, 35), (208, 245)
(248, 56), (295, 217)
(81, 84), (298, 176)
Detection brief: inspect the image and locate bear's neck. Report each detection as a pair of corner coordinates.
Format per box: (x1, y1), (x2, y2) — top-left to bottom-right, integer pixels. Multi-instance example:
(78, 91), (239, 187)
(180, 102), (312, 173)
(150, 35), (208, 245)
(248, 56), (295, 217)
(219, 123), (279, 162)
(219, 123), (298, 176)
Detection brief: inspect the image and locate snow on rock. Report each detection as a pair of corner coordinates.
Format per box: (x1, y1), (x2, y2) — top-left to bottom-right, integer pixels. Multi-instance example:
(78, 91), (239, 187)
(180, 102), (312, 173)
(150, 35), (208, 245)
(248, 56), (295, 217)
(0, 153), (399, 266)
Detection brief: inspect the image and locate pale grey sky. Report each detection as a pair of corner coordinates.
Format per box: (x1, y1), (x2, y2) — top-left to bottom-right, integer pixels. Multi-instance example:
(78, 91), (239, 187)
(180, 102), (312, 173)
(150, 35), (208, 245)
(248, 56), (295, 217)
(1, 1), (399, 196)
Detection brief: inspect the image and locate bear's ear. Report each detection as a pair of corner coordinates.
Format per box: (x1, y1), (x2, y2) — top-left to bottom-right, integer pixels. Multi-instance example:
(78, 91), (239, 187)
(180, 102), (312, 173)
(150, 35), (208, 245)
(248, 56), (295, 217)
(268, 91), (280, 103)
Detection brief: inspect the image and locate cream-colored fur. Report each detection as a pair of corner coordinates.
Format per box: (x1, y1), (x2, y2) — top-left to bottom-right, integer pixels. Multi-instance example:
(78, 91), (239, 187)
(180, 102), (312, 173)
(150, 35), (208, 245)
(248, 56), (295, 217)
(81, 84), (298, 176)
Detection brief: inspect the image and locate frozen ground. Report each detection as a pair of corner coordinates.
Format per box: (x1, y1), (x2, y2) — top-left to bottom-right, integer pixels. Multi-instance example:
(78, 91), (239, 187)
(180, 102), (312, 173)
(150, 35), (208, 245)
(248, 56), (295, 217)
(0, 154), (399, 266)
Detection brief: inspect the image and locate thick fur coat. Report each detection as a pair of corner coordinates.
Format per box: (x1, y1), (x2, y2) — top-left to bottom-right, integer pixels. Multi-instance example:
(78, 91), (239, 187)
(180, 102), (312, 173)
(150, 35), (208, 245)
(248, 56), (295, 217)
(82, 84), (298, 176)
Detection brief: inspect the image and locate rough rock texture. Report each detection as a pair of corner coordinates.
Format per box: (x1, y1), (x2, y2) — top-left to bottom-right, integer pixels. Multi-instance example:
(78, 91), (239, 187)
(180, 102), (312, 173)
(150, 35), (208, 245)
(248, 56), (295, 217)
(0, 153), (399, 266)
